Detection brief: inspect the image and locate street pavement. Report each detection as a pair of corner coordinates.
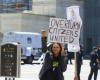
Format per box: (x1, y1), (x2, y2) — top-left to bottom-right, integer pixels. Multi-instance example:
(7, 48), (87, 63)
(0, 60), (100, 80)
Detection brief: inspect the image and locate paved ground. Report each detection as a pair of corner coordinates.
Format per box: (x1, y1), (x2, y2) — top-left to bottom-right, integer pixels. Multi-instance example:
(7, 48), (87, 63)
(64, 60), (100, 80)
(0, 60), (100, 80)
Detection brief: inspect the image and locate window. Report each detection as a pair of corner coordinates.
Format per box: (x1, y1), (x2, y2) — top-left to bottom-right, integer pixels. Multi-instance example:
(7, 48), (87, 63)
(0, 0), (32, 13)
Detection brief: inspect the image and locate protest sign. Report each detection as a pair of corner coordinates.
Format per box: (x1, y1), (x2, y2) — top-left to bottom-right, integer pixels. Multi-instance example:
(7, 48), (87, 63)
(66, 6), (82, 26)
(66, 6), (82, 52)
(48, 18), (81, 45)
(66, 6), (82, 80)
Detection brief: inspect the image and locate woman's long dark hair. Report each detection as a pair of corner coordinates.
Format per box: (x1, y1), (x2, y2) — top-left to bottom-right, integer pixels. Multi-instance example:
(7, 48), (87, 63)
(49, 43), (62, 60)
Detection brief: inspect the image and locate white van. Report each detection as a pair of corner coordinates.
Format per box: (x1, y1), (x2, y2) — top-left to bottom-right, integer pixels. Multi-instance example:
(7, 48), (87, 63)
(2, 31), (42, 64)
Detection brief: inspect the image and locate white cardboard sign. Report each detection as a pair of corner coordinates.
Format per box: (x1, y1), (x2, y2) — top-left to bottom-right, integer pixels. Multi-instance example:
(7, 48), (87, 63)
(48, 18), (81, 45)
(68, 43), (80, 52)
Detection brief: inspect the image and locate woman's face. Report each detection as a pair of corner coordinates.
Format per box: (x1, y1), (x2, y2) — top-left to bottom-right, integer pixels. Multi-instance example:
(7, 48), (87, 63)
(52, 43), (61, 57)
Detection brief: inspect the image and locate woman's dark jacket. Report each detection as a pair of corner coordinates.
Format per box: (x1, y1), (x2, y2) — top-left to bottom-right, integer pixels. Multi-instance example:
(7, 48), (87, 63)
(39, 36), (67, 80)
(39, 52), (67, 80)
(41, 37), (47, 53)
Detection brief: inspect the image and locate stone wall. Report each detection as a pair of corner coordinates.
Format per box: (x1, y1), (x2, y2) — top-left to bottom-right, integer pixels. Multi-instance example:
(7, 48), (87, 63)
(0, 32), (3, 44)
(0, 13), (22, 33)
(21, 13), (54, 36)
(0, 13), (54, 36)
(32, 0), (56, 16)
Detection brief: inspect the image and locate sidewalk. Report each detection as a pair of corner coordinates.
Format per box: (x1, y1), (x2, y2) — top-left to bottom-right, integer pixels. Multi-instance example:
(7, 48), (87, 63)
(64, 60), (100, 80)
(0, 60), (100, 80)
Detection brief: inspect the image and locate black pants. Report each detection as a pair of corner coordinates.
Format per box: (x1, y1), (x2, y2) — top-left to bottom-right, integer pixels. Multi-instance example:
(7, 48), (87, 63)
(88, 66), (98, 80)
(77, 64), (81, 80)
(68, 57), (72, 64)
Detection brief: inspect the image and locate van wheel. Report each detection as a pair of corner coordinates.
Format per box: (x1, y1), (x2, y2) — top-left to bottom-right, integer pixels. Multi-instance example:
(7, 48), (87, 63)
(27, 56), (33, 64)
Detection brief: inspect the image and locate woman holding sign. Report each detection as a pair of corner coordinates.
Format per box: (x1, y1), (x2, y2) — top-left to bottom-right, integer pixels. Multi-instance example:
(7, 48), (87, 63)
(39, 30), (67, 80)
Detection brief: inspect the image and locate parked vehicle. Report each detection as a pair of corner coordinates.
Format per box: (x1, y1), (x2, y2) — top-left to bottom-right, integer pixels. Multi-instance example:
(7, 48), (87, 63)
(2, 31), (42, 64)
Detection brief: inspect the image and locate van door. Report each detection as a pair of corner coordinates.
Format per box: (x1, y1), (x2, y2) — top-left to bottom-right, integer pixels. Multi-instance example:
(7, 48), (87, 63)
(2, 33), (16, 43)
(9, 35), (16, 42)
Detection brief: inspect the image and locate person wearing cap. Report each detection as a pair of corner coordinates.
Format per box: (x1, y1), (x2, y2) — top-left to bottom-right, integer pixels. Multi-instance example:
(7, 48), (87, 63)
(39, 30), (67, 80)
(76, 44), (84, 80)
(88, 47), (99, 80)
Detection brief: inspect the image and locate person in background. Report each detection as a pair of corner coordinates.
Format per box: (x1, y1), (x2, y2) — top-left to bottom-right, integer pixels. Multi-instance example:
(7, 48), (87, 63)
(67, 51), (73, 64)
(39, 30), (67, 80)
(25, 47), (32, 64)
(88, 47), (99, 80)
(41, 30), (47, 53)
(40, 30), (47, 63)
(97, 45), (100, 63)
(77, 44), (84, 80)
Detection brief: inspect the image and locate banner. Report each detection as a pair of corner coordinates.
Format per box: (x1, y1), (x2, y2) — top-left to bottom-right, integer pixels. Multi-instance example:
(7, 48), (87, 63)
(48, 18), (81, 45)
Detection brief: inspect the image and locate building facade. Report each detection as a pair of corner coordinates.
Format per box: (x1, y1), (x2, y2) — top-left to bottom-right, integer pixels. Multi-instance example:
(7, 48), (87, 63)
(1, 0), (100, 53)
(0, 0), (26, 4)
(0, 0), (85, 50)
(84, 0), (100, 53)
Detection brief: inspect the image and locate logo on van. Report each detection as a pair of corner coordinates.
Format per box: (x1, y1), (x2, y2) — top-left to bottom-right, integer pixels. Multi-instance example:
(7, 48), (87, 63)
(27, 37), (32, 44)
